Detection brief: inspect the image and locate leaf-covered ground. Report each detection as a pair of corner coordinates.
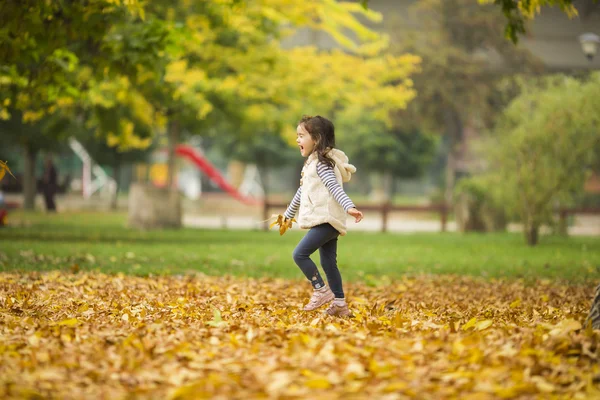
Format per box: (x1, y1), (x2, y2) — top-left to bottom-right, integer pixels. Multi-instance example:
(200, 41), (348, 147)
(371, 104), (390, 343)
(1, 272), (599, 399)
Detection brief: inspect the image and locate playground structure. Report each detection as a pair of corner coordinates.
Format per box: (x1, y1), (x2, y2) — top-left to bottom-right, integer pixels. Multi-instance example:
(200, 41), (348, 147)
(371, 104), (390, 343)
(175, 145), (260, 205)
(69, 138), (262, 204)
(69, 138), (117, 199)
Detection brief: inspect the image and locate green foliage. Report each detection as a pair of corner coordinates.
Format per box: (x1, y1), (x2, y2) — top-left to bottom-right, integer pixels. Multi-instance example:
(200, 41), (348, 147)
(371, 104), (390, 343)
(454, 175), (508, 232)
(214, 132), (296, 170)
(390, 0), (542, 137)
(339, 115), (438, 179)
(142, 1), (420, 145)
(473, 73), (600, 245)
(1, 0), (421, 152)
(0, 0), (153, 118)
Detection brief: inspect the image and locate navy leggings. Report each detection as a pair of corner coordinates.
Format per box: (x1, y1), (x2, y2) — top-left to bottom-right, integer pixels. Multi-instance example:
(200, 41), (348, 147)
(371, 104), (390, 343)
(292, 223), (344, 298)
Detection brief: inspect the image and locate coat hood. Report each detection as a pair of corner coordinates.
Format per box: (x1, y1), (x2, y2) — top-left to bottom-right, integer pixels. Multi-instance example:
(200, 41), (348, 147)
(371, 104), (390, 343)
(327, 148), (356, 183)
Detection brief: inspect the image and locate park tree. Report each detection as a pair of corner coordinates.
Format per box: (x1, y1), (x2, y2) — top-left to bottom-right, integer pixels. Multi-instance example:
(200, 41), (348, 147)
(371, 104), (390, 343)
(468, 74), (600, 246)
(139, 0), (420, 187)
(2, 0), (421, 219)
(388, 0), (543, 205)
(0, 0), (167, 209)
(123, 0), (420, 227)
(476, 0), (600, 334)
(0, 114), (72, 208)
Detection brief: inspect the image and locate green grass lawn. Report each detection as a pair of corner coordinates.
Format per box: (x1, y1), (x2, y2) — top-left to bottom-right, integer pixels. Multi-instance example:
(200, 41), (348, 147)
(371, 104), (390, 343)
(1, 210), (599, 284)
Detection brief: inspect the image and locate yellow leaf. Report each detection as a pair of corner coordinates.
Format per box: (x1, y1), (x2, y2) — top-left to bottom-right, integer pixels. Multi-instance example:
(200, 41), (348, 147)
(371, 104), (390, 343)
(509, 298), (521, 308)
(462, 317), (478, 330)
(27, 333), (41, 347)
(57, 318), (79, 327)
(305, 377), (331, 389)
(268, 214), (296, 235)
(531, 376), (555, 393)
(549, 319), (581, 336)
(475, 320), (493, 331)
(384, 382), (408, 392)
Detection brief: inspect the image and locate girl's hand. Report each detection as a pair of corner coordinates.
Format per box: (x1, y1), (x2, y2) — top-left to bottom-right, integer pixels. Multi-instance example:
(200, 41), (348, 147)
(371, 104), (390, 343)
(348, 208), (363, 223)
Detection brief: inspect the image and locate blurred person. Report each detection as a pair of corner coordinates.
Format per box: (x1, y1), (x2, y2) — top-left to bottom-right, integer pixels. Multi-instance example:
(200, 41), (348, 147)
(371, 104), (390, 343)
(282, 115), (363, 317)
(42, 155), (58, 212)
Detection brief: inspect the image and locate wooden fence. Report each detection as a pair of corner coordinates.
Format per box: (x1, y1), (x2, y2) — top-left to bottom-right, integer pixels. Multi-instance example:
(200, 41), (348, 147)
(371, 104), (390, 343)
(264, 201), (600, 234)
(263, 201), (449, 233)
(558, 207), (600, 234)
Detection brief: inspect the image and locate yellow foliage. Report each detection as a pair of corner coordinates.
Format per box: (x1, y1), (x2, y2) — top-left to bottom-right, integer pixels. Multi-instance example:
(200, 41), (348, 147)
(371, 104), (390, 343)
(196, 102), (213, 120)
(22, 110), (45, 123)
(155, 0), (419, 143)
(106, 120), (152, 151)
(165, 60), (188, 84)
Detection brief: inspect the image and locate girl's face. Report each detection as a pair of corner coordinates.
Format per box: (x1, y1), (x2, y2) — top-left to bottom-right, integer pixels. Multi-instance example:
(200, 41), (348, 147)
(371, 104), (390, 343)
(296, 124), (316, 157)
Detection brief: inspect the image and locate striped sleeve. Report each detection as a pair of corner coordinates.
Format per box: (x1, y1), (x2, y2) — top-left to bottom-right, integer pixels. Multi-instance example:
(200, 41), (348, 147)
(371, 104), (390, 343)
(284, 187), (302, 219)
(317, 162), (355, 212)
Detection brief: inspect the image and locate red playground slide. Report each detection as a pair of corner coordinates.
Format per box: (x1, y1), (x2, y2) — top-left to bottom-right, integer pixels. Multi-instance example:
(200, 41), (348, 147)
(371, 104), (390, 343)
(175, 145), (260, 206)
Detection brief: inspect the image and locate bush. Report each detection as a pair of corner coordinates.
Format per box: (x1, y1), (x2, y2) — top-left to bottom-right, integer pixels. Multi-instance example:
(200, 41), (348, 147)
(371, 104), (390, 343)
(470, 74), (600, 245)
(454, 176), (507, 232)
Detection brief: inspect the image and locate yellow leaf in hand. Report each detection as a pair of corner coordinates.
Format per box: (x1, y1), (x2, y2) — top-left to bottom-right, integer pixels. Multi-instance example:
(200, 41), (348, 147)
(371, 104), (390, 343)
(269, 214), (282, 229)
(0, 160), (15, 182)
(268, 214), (295, 235)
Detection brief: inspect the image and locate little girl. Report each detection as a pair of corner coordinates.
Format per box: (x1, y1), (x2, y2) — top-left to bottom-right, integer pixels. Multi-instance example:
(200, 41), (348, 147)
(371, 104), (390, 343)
(283, 115), (363, 317)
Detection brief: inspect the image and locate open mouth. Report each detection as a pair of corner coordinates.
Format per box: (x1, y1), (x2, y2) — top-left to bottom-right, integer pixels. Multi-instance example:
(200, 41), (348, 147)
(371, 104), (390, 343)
(299, 145), (304, 152)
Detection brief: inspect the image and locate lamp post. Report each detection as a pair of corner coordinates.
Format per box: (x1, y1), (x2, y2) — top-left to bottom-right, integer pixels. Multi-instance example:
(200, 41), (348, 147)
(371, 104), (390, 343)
(579, 32), (600, 62)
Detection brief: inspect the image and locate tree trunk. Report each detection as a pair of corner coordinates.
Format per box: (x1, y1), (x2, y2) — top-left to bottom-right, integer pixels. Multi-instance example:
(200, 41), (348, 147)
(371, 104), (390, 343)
(23, 145), (38, 210)
(167, 120), (180, 192)
(445, 149), (457, 205)
(369, 173), (387, 203)
(383, 170), (393, 203)
(389, 172), (397, 201)
(110, 161), (121, 211)
(258, 164), (269, 199)
(524, 221), (539, 246)
(443, 108), (463, 206)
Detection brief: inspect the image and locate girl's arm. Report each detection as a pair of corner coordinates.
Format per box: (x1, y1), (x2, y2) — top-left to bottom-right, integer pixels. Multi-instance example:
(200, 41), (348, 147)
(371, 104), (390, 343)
(316, 162), (355, 212)
(284, 187), (301, 220)
(318, 162), (363, 223)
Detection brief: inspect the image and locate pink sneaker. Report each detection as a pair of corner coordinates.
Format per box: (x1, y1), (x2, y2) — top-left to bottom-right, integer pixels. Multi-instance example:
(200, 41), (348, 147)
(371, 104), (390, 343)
(326, 302), (352, 317)
(303, 287), (334, 311)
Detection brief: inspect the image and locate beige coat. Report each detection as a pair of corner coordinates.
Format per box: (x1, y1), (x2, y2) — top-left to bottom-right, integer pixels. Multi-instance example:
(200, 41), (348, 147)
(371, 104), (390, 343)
(298, 149), (356, 236)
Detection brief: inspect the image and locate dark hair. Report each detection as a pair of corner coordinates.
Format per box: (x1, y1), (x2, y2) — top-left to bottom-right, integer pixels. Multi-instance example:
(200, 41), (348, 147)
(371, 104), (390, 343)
(299, 115), (336, 168)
